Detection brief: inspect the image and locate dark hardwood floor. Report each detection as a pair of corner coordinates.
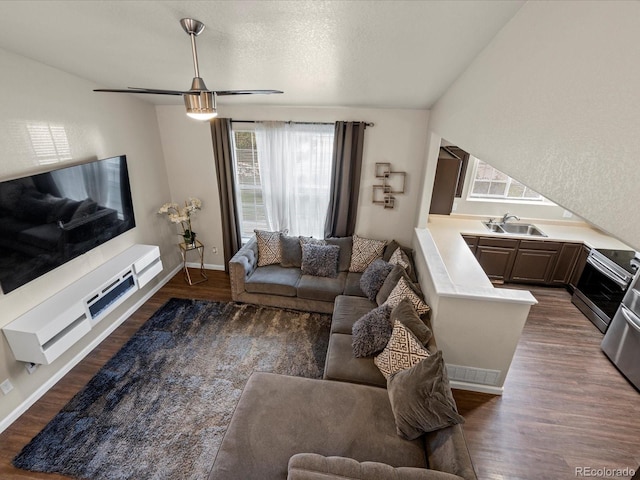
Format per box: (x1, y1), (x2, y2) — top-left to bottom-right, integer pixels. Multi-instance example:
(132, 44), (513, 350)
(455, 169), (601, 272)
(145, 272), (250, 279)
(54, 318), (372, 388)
(0, 274), (638, 479)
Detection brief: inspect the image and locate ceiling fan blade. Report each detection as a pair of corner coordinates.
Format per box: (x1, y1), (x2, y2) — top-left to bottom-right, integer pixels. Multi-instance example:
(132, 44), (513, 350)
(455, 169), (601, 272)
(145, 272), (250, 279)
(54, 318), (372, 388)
(94, 87), (185, 96)
(214, 90), (284, 96)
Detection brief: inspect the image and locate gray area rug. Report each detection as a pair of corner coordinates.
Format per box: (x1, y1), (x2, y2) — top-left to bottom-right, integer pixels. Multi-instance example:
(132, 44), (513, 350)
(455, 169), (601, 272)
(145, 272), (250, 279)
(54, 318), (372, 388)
(13, 298), (331, 479)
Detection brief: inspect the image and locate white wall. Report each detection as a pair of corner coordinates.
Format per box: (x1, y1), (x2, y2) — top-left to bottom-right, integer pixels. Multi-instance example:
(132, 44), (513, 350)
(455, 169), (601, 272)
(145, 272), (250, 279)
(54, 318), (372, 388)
(156, 104), (430, 262)
(0, 48), (178, 424)
(424, 1), (640, 251)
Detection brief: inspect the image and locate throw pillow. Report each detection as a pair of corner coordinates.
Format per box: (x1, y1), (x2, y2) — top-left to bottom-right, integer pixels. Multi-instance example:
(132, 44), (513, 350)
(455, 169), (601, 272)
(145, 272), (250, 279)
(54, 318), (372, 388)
(374, 320), (430, 379)
(325, 236), (352, 272)
(383, 240), (417, 282)
(280, 234), (303, 268)
(359, 258), (393, 301)
(301, 243), (340, 278)
(375, 265), (408, 306)
(387, 351), (465, 440)
(351, 304), (393, 357)
(349, 234), (386, 273)
(383, 277), (431, 316)
(255, 229), (287, 266)
(390, 298), (433, 346)
(299, 236), (326, 246)
(389, 247), (411, 271)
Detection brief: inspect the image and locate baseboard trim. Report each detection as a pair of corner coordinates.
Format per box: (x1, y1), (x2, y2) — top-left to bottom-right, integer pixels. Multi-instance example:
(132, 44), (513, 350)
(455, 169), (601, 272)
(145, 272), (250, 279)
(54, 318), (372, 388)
(450, 380), (504, 395)
(185, 262), (225, 271)
(0, 263), (182, 435)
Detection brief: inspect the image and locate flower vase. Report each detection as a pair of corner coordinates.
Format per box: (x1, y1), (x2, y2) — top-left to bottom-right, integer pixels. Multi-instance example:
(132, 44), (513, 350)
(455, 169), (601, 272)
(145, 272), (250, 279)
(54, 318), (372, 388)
(183, 231), (196, 246)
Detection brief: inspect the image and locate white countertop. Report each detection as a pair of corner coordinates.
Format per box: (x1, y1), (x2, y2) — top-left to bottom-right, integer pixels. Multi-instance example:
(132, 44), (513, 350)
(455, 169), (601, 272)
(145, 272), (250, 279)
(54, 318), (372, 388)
(425, 215), (634, 292)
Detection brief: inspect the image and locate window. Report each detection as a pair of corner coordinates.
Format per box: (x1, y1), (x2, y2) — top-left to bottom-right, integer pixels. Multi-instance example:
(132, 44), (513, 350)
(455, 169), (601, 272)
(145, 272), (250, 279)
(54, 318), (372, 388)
(232, 122), (335, 240)
(469, 159), (546, 202)
(232, 127), (268, 238)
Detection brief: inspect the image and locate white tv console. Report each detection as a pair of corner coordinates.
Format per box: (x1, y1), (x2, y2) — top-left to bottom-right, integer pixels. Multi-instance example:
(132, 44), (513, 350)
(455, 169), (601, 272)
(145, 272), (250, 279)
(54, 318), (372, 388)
(2, 244), (163, 365)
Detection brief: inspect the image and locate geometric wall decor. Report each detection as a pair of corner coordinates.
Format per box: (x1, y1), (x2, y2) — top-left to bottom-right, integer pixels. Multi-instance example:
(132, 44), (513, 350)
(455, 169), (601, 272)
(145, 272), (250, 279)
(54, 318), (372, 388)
(373, 162), (407, 209)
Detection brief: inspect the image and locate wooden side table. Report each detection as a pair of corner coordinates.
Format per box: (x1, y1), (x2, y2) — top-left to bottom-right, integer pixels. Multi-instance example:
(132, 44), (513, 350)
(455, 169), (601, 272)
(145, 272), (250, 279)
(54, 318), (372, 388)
(179, 240), (208, 285)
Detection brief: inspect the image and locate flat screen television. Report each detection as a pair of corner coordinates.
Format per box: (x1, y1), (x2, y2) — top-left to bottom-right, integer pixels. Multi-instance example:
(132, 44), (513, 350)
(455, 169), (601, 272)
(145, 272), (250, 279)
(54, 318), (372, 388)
(0, 155), (135, 294)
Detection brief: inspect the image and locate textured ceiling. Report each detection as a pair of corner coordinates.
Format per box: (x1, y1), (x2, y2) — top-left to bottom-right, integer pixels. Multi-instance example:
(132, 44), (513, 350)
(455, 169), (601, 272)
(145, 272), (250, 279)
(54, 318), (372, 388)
(0, 0), (523, 108)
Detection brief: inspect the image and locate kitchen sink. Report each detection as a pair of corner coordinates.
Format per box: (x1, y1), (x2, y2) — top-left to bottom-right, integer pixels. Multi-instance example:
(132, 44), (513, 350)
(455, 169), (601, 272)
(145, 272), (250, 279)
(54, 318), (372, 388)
(482, 221), (547, 237)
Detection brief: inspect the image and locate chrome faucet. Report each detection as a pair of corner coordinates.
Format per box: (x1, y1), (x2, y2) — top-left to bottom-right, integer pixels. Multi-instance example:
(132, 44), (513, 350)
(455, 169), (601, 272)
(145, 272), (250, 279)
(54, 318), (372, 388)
(502, 212), (520, 223)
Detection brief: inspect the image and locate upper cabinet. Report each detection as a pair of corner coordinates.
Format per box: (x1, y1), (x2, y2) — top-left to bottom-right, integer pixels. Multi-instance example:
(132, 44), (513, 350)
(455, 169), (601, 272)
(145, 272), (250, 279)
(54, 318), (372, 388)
(429, 146), (469, 215)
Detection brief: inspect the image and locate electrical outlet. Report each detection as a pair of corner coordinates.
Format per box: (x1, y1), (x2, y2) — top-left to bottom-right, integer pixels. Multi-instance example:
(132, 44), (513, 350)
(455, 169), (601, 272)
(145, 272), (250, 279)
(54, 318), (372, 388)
(1, 379), (13, 395)
(212, 246), (218, 254)
(25, 362), (38, 374)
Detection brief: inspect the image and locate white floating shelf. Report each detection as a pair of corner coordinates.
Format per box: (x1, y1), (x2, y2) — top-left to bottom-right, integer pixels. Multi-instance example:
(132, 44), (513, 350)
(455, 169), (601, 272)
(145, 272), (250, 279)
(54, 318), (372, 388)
(2, 244), (162, 365)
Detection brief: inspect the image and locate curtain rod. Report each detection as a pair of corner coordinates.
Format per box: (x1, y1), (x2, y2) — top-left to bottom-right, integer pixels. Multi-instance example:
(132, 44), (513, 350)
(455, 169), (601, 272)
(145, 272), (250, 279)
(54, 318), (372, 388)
(230, 119), (374, 127)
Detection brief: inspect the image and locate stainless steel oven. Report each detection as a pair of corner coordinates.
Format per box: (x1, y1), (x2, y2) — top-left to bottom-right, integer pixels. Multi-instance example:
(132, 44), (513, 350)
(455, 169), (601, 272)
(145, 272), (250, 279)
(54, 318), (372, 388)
(602, 269), (640, 390)
(571, 249), (638, 333)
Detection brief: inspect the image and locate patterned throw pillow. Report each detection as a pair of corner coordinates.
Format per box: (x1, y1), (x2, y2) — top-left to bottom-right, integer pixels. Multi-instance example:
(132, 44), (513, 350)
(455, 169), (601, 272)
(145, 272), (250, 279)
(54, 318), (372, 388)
(383, 277), (430, 316)
(349, 234), (386, 273)
(389, 247), (410, 271)
(255, 229), (287, 266)
(374, 320), (430, 379)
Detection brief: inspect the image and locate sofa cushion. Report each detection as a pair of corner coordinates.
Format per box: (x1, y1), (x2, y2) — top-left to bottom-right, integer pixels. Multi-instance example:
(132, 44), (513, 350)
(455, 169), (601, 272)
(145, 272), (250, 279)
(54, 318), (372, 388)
(297, 272), (347, 302)
(349, 235), (386, 273)
(325, 236), (353, 272)
(331, 295), (377, 334)
(301, 244), (340, 278)
(245, 265), (301, 297)
(287, 453), (464, 480)
(360, 259), (393, 301)
(280, 234), (303, 268)
(374, 321), (430, 380)
(388, 351), (465, 440)
(209, 372), (427, 480)
(256, 229), (286, 266)
(344, 272), (366, 297)
(324, 333), (387, 387)
(351, 305), (393, 358)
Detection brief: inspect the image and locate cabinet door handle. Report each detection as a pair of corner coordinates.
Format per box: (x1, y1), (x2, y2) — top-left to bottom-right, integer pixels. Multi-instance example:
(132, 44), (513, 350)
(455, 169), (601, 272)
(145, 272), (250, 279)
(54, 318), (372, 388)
(620, 305), (640, 333)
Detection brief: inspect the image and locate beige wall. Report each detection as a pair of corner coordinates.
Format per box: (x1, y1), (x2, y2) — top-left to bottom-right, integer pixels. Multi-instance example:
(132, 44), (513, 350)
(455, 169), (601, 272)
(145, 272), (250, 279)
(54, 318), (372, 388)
(424, 1), (640, 251)
(0, 48), (178, 424)
(156, 104), (430, 263)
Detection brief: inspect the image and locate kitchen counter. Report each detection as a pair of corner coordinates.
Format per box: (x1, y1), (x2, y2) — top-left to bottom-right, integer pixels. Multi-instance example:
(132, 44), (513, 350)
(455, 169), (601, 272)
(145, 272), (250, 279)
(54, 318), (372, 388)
(425, 214), (633, 291)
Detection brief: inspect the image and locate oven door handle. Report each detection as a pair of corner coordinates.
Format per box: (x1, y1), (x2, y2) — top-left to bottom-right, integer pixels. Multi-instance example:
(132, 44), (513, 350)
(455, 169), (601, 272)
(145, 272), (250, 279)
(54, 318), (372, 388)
(620, 305), (640, 333)
(587, 255), (629, 288)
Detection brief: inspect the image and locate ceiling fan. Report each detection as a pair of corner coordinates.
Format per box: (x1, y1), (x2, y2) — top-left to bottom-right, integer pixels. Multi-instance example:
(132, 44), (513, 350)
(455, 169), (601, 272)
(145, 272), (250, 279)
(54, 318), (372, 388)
(94, 18), (283, 120)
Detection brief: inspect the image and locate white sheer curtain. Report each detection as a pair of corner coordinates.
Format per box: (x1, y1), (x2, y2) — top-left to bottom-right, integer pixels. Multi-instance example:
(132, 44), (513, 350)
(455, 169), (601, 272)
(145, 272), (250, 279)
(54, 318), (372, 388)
(255, 121), (334, 238)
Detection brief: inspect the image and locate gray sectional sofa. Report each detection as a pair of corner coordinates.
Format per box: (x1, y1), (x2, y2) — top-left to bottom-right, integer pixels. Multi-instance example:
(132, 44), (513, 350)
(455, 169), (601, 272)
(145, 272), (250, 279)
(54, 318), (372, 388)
(212, 235), (477, 480)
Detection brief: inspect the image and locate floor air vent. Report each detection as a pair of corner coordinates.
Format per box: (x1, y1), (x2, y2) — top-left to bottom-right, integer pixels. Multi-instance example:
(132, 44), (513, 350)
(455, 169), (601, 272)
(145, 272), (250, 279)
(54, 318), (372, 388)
(446, 364), (501, 386)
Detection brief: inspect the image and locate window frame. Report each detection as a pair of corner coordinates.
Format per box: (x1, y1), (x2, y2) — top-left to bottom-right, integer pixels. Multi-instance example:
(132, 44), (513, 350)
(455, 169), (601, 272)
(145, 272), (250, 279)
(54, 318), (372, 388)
(466, 158), (554, 205)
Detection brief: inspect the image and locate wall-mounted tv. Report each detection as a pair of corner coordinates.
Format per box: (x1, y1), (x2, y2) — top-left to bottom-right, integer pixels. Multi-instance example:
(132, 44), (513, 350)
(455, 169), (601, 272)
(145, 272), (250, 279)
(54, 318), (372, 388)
(0, 155), (135, 294)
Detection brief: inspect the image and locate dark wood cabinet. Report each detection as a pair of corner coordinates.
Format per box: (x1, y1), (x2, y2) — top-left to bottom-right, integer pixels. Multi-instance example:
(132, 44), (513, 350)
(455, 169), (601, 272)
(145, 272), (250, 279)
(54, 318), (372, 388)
(429, 146), (469, 215)
(462, 234), (589, 288)
(550, 243), (581, 286)
(508, 241), (560, 284)
(475, 237), (518, 282)
(568, 244), (591, 291)
(462, 234), (478, 254)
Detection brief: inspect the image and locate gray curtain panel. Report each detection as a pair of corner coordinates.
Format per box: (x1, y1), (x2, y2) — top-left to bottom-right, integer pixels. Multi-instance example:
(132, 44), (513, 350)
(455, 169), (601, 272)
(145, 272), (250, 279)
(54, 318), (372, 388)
(324, 121), (366, 238)
(211, 118), (242, 272)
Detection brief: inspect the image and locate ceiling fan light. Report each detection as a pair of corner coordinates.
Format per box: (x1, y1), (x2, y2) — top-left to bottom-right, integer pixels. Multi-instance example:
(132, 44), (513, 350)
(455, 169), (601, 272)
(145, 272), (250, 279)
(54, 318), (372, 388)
(184, 91), (217, 121)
